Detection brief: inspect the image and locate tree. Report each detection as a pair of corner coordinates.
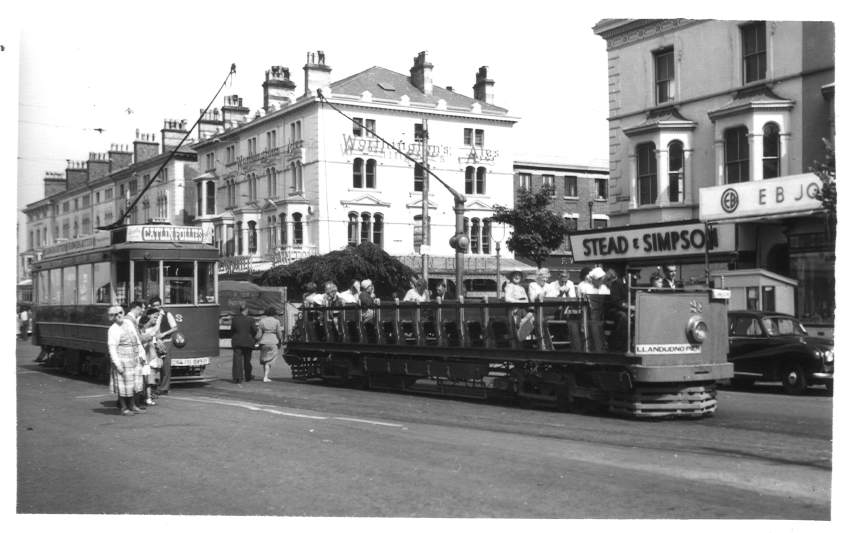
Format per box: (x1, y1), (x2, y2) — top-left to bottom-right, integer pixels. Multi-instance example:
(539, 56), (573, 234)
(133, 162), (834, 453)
(256, 242), (415, 299)
(811, 137), (836, 239)
(491, 184), (570, 267)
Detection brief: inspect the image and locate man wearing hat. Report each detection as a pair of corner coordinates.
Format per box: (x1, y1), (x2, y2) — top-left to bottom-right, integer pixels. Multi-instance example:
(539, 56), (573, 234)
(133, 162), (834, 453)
(230, 302), (258, 383)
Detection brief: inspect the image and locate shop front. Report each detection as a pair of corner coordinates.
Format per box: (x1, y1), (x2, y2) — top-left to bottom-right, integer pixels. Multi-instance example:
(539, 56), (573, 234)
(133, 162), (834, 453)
(699, 173), (834, 338)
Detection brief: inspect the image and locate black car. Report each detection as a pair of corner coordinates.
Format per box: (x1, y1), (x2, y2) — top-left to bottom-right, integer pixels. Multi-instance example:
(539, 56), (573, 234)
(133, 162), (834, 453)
(727, 310), (834, 394)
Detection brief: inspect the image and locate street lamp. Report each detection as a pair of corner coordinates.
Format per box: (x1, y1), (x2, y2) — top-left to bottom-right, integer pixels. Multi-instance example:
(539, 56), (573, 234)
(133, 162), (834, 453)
(493, 222), (507, 299)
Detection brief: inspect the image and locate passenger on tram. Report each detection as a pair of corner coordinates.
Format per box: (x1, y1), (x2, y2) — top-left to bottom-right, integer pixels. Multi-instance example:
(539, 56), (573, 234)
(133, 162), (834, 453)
(434, 281), (448, 302)
(604, 269), (631, 352)
(504, 271), (534, 340)
(403, 278), (430, 303)
(338, 280), (360, 305)
(583, 267), (610, 352)
(303, 282), (325, 307)
(358, 279), (379, 323)
(552, 271), (576, 298)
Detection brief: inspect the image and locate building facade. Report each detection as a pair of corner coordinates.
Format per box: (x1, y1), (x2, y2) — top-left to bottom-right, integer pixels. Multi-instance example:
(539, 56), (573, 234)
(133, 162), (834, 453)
(192, 51), (520, 277)
(512, 160), (609, 271)
(592, 19), (835, 330)
(20, 125), (199, 281)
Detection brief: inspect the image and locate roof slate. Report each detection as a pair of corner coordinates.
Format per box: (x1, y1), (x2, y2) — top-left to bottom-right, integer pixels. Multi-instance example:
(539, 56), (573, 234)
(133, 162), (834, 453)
(330, 66), (508, 114)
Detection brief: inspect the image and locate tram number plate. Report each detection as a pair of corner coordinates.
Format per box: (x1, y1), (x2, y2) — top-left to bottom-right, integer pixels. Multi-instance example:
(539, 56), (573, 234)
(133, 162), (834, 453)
(171, 357), (210, 367)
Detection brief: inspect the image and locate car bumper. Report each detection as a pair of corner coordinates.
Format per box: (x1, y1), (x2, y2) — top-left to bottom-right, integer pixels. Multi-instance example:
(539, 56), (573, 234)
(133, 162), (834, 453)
(810, 372), (833, 384)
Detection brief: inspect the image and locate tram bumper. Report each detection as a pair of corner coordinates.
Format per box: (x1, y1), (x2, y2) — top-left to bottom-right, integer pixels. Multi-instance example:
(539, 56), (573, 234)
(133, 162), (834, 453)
(630, 362), (734, 383)
(169, 356), (213, 384)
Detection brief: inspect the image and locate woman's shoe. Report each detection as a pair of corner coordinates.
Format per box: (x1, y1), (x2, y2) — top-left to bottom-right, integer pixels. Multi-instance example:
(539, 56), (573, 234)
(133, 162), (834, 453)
(122, 410), (134, 416)
(263, 378), (272, 382)
(145, 399), (156, 406)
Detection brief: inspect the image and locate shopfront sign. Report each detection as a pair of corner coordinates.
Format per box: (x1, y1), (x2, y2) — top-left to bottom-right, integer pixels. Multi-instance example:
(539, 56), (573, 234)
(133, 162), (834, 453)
(568, 222), (735, 262)
(699, 173), (823, 222)
(126, 225), (210, 244)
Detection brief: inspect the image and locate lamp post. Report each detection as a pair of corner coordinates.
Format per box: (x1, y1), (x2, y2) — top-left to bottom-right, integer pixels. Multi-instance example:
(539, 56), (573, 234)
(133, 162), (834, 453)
(494, 222), (507, 299)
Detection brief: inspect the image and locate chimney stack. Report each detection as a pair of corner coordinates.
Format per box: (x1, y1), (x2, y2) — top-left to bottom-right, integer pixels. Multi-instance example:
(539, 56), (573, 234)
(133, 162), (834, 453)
(65, 160), (88, 189)
(473, 66), (495, 104)
(161, 119), (189, 151)
(44, 171), (66, 197)
(303, 50), (332, 97)
(410, 51), (433, 96)
(198, 108), (223, 140)
(221, 95), (250, 129)
(87, 152), (110, 182)
(108, 144), (133, 172)
(263, 66), (296, 111)
(134, 130), (160, 163)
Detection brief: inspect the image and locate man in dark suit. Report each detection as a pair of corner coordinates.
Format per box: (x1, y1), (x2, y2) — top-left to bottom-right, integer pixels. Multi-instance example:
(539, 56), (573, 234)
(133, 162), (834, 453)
(231, 303), (257, 383)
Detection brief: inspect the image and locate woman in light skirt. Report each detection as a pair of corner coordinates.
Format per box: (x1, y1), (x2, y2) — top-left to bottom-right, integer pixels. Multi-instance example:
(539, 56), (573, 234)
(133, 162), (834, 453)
(256, 307), (284, 382)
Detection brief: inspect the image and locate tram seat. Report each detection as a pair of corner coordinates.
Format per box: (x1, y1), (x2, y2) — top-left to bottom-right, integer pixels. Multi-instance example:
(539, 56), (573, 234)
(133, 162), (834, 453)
(441, 321), (462, 346)
(400, 320), (419, 345)
(421, 320), (439, 346)
(362, 321), (379, 343)
(464, 320), (486, 347)
(488, 319), (514, 348)
(543, 319), (572, 350)
(380, 320), (398, 344)
(345, 320), (362, 343)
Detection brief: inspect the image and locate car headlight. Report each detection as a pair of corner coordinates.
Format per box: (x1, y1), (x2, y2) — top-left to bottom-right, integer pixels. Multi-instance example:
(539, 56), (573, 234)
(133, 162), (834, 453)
(687, 315), (708, 344)
(822, 349), (834, 363)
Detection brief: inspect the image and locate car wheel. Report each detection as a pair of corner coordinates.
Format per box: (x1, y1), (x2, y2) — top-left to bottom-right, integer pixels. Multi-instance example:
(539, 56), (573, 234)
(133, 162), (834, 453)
(782, 365), (808, 395)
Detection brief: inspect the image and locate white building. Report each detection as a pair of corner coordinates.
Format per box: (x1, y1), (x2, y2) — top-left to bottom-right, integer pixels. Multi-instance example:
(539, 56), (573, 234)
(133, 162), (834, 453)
(191, 51), (520, 276)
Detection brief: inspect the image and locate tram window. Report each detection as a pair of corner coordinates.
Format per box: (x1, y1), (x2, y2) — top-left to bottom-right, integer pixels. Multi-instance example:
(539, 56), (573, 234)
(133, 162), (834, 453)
(134, 261), (160, 303)
(37, 271), (49, 304)
(116, 261), (130, 306)
(94, 262), (111, 304)
(197, 262), (217, 303)
(78, 264), (92, 305)
(464, 279), (497, 292)
(49, 269), (61, 305)
(163, 261), (194, 304)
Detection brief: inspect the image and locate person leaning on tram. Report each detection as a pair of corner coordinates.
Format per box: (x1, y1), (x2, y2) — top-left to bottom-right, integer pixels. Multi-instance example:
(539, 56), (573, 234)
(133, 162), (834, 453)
(581, 267), (610, 353)
(603, 269), (632, 353)
(147, 296), (178, 396)
(106, 305), (146, 416)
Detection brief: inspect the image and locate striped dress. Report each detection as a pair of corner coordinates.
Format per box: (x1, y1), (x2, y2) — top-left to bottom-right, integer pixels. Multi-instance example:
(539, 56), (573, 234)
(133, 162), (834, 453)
(108, 320), (144, 396)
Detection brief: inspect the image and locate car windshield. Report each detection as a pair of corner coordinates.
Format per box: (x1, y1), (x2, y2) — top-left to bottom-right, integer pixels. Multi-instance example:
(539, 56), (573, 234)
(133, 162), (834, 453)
(762, 316), (807, 336)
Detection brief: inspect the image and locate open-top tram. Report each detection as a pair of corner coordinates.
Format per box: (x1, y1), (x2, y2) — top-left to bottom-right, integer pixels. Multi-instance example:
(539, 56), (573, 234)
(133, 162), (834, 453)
(30, 223), (220, 384)
(283, 286), (734, 418)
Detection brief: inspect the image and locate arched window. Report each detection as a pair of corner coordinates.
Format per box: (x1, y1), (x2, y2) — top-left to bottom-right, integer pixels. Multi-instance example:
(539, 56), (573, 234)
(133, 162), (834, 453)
(465, 166), (475, 194)
(268, 216), (277, 252)
(348, 212), (359, 245)
(637, 142), (657, 205)
(373, 214), (383, 248)
(360, 212), (371, 243)
(463, 217), (469, 239)
(280, 214), (287, 246)
(414, 163), (424, 192)
(353, 158), (364, 188)
(725, 126), (750, 183)
(292, 213), (303, 245)
(206, 181), (215, 215)
(475, 167), (486, 194)
(271, 167), (278, 197)
(668, 140), (684, 203)
(482, 219), (491, 254)
(296, 162), (303, 192)
(247, 220), (257, 253)
(471, 218), (481, 254)
(763, 122), (780, 179)
(365, 159), (377, 188)
(289, 162), (297, 192)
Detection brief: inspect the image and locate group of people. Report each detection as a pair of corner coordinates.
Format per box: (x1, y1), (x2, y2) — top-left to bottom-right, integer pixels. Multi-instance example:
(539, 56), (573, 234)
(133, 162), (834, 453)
(230, 304), (284, 384)
(106, 296), (176, 416)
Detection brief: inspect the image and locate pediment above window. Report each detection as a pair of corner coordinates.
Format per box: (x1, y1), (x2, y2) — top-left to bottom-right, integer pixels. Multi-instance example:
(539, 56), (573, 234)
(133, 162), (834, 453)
(708, 84), (795, 121)
(341, 194), (391, 208)
(464, 200), (494, 211)
(405, 198), (438, 210)
(624, 105), (697, 137)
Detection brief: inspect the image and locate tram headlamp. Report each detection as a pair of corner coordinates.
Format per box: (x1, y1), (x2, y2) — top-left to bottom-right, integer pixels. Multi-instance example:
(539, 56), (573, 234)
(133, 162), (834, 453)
(172, 331), (187, 349)
(686, 315), (708, 344)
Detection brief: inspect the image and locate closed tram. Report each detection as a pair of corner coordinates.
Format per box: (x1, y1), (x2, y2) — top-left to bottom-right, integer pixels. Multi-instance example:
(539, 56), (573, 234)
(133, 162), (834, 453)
(283, 286), (734, 418)
(30, 223), (220, 383)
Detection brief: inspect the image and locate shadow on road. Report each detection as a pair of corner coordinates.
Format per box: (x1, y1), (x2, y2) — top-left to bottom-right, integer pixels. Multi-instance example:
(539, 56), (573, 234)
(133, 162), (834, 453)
(719, 382), (832, 397)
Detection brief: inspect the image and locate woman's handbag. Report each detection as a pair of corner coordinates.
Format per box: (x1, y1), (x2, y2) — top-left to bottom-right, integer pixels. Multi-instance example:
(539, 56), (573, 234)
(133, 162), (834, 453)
(154, 338), (168, 355)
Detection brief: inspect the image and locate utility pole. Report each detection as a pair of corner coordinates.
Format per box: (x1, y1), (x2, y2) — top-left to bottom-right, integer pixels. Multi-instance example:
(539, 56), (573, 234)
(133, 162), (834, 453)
(421, 118), (429, 281)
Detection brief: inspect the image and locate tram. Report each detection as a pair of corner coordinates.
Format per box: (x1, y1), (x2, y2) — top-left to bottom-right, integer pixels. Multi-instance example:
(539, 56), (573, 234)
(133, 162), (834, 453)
(283, 285), (734, 418)
(30, 223), (220, 383)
